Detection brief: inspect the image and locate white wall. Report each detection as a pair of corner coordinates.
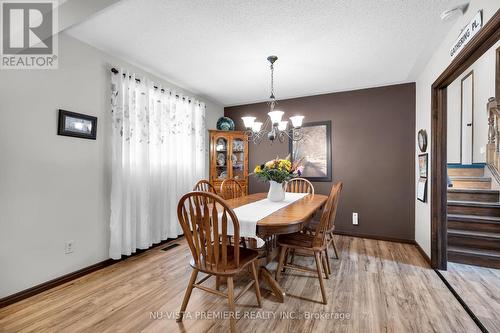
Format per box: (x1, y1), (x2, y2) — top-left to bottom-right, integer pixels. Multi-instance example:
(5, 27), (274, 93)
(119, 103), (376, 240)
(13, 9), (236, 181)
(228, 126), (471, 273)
(415, 1), (499, 257)
(447, 40), (500, 163)
(0, 33), (224, 298)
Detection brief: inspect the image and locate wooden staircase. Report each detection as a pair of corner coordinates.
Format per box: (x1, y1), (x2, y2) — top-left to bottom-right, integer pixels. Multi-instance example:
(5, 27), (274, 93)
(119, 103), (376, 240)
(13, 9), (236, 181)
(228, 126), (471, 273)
(447, 165), (500, 268)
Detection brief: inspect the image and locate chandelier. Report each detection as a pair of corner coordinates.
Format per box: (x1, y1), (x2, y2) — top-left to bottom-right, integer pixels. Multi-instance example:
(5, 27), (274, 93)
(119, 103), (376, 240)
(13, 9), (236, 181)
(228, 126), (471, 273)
(241, 56), (304, 144)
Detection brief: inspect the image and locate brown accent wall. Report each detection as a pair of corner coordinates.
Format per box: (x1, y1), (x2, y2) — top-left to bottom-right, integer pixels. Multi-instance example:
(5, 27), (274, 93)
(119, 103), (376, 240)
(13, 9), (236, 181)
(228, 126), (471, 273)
(224, 83), (416, 241)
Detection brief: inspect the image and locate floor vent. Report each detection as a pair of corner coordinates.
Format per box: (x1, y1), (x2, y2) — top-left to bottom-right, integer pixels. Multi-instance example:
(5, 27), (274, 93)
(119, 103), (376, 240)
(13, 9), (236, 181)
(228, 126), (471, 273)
(161, 243), (180, 252)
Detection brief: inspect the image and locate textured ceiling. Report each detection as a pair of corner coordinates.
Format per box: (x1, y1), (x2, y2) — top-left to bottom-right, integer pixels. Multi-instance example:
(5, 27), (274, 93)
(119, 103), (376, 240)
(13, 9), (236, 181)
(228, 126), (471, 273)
(66, 0), (466, 106)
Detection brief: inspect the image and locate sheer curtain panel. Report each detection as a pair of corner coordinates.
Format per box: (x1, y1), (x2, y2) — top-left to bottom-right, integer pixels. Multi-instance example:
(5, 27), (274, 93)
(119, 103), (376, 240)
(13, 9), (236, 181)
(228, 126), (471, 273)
(109, 69), (206, 259)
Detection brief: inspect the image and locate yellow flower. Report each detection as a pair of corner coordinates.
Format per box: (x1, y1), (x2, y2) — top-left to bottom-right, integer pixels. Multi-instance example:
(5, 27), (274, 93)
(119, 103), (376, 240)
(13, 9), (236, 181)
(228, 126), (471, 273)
(278, 159), (291, 171)
(254, 165), (262, 173)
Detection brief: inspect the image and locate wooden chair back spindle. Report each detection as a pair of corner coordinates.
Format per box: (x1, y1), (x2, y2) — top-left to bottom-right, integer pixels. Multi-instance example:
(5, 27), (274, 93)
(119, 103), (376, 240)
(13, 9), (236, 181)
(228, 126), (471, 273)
(313, 182), (342, 247)
(326, 182), (343, 232)
(220, 179), (243, 200)
(286, 178), (315, 195)
(193, 179), (217, 194)
(177, 191), (240, 272)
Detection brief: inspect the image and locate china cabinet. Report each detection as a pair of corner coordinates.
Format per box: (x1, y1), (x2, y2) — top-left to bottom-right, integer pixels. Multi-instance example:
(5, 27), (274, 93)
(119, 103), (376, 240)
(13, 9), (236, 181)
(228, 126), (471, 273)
(209, 130), (249, 195)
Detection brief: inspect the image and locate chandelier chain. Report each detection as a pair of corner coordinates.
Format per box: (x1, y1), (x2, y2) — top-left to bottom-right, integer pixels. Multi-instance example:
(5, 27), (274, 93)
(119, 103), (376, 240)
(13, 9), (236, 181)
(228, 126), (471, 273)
(270, 63), (274, 98)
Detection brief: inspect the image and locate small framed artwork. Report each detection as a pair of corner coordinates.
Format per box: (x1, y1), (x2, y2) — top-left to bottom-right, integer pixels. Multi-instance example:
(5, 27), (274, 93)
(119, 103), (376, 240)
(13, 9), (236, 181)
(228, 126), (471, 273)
(58, 110), (97, 140)
(417, 178), (427, 202)
(418, 153), (428, 178)
(289, 120), (332, 182)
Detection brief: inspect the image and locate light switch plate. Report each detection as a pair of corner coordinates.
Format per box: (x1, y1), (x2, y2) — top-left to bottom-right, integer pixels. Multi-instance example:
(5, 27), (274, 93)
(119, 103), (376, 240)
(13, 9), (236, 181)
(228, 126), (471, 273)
(352, 213), (359, 225)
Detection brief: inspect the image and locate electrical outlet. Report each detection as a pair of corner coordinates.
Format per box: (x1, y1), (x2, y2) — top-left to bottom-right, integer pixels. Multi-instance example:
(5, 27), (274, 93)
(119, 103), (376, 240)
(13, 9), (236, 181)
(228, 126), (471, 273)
(352, 213), (359, 225)
(65, 240), (74, 254)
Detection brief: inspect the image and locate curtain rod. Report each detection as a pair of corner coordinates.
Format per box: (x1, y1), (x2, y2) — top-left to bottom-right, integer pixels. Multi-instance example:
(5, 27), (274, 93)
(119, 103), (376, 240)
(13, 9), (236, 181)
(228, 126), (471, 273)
(110, 67), (202, 106)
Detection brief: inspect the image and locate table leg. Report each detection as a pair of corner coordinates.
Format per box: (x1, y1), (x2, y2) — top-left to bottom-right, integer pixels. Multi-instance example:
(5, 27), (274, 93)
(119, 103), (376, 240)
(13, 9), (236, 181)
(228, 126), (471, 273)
(259, 267), (285, 303)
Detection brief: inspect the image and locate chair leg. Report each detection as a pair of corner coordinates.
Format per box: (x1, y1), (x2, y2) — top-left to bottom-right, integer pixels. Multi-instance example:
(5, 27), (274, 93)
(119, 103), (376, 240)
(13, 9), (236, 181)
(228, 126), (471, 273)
(330, 232), (339, 259)
(314, 251), (327, 305)
(177, 268), (199, 322)
(321, 251), (329, 279)
(324, 247), (332, 275)
(281, 248), (289, 272)
(250, 261), (262, 307)
(276, 246), (287, 281)
(227, 276), (236, 333)
(215, 276), (220, 291)
(290, 249), (296, 265)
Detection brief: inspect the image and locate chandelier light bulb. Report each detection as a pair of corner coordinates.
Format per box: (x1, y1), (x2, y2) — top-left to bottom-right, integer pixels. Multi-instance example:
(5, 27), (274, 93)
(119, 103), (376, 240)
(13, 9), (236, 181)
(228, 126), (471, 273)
(252, 121), (263, 133)
(278, 121), (288, 131)
(241, 116), (256, 129)
(290, 115), (304, 128)
(268, 110), (284, 125)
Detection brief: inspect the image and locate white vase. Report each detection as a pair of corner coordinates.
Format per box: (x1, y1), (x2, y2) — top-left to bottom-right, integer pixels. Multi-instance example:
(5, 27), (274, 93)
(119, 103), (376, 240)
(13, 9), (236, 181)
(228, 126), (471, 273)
(267, 180), (285, 202)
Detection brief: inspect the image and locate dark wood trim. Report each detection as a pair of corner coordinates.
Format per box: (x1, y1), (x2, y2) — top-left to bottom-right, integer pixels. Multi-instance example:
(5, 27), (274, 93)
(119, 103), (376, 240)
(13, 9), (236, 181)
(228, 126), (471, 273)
(431, 9), (500, 270)
(0, 237), (183, 308)
(431, 87), (448, 269)
(0, 259), (114, 309)
(333, 230), (415, 244)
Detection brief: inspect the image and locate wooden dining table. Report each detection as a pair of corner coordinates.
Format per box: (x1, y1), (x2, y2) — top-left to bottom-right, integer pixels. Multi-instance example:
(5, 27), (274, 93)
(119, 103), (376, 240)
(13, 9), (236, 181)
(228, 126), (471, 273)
(223, 192), (328, 302)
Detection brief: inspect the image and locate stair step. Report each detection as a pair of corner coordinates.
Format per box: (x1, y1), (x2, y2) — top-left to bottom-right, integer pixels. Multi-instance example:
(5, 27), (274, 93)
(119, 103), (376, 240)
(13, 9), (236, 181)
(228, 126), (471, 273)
(448, 228), (500, 239)
(448, 167), (485, 177)
(450, 176), (492, 189)
(447, 188), (499, 202)
(450, 176), (491, 181)
(448, 245), (500, 268)
(447, 200), (500, 217)
(448, 228), (500, 251)
(448, 214), (500, 232)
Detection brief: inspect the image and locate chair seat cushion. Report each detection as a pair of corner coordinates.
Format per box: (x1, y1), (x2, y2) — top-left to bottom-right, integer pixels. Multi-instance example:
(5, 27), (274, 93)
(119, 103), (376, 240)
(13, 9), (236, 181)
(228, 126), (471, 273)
(190, 245), (258, 274)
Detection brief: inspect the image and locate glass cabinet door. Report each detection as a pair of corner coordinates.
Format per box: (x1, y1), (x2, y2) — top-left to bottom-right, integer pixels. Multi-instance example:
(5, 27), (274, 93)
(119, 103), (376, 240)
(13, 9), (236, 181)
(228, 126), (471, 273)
(230, 137), (245, 181)
(214, 136), (229, 181)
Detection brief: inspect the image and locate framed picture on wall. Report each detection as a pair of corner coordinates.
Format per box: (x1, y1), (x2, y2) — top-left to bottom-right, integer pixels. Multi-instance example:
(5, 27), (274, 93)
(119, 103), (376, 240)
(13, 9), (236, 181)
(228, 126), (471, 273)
(58, 109), (97, 140)
(418, 153), (428, 178)
(289, 120), (332, 182)
(417, 178), (427, 202)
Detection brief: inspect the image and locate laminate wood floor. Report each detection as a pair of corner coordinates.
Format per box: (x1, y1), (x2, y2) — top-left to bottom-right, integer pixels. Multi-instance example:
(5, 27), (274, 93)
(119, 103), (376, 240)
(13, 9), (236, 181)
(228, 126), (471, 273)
(0, 236), (481, 333)
(439, 262), (500, 333)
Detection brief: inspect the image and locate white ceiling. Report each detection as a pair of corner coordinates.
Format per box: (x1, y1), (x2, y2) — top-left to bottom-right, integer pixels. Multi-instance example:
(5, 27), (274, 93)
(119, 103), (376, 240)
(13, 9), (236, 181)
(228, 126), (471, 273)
(66, 0), (466, 106)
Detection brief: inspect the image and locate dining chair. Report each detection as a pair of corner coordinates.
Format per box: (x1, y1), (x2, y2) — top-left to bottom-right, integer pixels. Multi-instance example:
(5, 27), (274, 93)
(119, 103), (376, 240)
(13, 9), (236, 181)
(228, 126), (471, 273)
(275, 182), (342, 305)
(220, 179), (244, 200)
(284, 178), (315, 265)
(304, 182), (343, 275)
(193, 179), (217, 194)
(220, 179), (250, 248)
(176, 191), (262, 332)
(286, 177), (315, 194)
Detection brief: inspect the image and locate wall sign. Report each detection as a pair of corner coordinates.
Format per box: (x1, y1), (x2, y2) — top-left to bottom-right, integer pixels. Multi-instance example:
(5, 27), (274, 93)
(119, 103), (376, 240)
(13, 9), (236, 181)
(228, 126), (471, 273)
(450, 11), (483, 59)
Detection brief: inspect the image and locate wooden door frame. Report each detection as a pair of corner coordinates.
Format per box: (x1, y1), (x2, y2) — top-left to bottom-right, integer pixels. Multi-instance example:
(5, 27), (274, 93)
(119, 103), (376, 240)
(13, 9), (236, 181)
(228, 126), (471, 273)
(431, 10), (500, 270)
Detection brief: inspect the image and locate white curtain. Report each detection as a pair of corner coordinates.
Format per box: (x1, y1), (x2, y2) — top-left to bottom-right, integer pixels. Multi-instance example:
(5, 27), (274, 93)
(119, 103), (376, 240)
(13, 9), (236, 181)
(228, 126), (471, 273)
(109, 69), (206, 259)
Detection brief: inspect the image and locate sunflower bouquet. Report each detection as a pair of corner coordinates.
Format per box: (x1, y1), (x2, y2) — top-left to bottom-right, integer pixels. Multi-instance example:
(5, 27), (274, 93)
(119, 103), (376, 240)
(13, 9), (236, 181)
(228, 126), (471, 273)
(252, 156), (304, 184)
